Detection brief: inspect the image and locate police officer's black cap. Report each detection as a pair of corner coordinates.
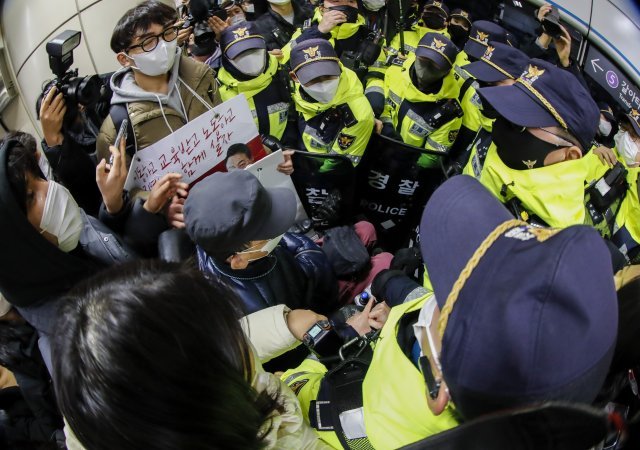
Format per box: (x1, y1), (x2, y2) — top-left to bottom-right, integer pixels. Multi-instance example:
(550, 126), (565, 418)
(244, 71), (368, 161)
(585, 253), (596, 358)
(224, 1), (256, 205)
(627, 108), (640, 136)
(421, 175), (617, 420)
(184, 171), (297, 255)
(463, 42), (528, 83)
(450, 8), (472, 27)
(478, 58), (599, 151)
(424, 0), (450, 17)
(597, 101), (615, 122)
(220, 22), (266, 59)
(464, 20), (509, 60)
(290, 38), (341, 85)
(416, 33), (459, 69)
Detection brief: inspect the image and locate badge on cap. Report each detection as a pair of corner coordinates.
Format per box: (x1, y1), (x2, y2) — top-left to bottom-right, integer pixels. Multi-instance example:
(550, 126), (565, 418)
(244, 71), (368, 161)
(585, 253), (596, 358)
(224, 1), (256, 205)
(520, 64), (545, 85)
(432, 1), (442, 7)
(476, 31), (489, 44)
(233, 27), (249, 39)
(460, 11), (469, 18)
(431, 38), (447, 51)
(483, 45), (495, 60)
(631, 109), (640, 122)
(302, 45), (321, 60)
(522, 159), (537, 169)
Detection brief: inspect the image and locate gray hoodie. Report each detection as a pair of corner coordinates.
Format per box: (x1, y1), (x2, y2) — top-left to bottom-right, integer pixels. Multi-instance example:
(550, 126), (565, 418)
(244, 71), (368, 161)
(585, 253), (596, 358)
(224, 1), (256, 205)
(109, 47), (187, 122)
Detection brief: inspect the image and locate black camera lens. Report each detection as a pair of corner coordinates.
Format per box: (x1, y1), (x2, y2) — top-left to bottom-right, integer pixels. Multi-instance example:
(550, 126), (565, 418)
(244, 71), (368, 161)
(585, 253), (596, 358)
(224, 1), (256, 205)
(63, 75), (101, 106)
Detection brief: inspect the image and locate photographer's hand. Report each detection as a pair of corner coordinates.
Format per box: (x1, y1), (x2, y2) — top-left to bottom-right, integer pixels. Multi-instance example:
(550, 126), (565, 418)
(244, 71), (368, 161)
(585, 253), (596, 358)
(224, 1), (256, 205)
(346, 297), (375, 336)
(554, 25), (572, 68)
(40, 86), (65, 147)
(96, 137), (128, 214)
(208, 16), (228, 42)
(175, 20), (192, 47)
(318, 9), (347, 34)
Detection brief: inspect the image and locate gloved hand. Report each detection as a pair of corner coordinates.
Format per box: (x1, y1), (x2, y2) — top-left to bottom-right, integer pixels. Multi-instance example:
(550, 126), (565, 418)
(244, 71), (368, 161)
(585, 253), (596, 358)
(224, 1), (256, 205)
(312, 189), (342, 228)
(391, 246), (422, 278)
(371, 269), (407, 303)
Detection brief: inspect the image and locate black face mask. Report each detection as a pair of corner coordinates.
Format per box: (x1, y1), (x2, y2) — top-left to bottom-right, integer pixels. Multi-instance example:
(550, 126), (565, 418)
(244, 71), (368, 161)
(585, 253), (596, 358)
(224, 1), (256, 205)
(422, 13), (446, 30)
(328, 5), (359, 23)
(492, 117), (560, 170)
(413, 59), (449, 90)
(448, 24), (469, 48)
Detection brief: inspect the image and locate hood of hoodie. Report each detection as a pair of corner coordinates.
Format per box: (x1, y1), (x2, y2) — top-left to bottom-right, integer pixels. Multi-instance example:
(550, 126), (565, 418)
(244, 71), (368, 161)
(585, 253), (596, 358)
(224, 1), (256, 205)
(0, 141), (93, 307)
(218, 54), (279, 98)
(110, 47), (186, 119)
(293, 65), (363, 118)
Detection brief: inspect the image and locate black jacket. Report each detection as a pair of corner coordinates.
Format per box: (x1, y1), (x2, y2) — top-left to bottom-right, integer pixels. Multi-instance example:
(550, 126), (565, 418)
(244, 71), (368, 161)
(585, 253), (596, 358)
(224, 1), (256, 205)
(197, 232), (340, 315)
(254, 0), (314, 50)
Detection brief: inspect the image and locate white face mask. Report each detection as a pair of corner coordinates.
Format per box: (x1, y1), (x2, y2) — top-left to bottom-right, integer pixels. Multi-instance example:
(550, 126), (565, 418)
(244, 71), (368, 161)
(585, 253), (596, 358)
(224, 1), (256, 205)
(244, 3), (255, 12)
(615, 130), (640, 167)
(363, 0), (385, 11)
(268, 0), (291, 4)
(230, 49), (266, 76)
(40, 181), (83, 252)
(598, 118), (612, 137)
(229, 14), (247, 25)
(302, 78), (340, 104)
(127, 38), (178, 77)
(238, 234), (284, 261)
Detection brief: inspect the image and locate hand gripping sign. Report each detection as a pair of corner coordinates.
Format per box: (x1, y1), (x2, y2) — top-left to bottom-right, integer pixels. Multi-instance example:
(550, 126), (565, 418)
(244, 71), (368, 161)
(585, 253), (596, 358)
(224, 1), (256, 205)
(125, 94), (265, 191)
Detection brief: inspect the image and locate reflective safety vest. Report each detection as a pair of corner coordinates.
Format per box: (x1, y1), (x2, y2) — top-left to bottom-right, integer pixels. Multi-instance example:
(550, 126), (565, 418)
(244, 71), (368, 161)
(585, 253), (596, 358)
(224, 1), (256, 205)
(387, 24), (451, 55)
(452, 51), (471, 88)
(381, 59), (463, 167)
(280, 295), (459, 449)
(462, 127), (494, 178)
(460, 84), (493, 139)
(480, 144), (598, 228)
(363, 295), (459, 449)
(292, 65), (374, 166)
(217, 55), (290, 140)
(613, 167), (640, 258)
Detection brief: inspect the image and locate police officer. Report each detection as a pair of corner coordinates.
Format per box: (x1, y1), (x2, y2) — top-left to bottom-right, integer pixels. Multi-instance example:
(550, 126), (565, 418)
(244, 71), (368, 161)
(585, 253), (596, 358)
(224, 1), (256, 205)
(612, 110), (640, 261)
(595, 101), (617, 149)
(452, 20), (509, 88)
(279, 175), (617, 449)
(447, 8), (472, 49)
(380, 33), (462, 167)
(452, 42), (529, 174)
(475, 58), (602, 228)
(365, 0), (450, 116)
(289, 38), (375, 166)
(217, 23), (294, 143)
(253, 0), (314, 50)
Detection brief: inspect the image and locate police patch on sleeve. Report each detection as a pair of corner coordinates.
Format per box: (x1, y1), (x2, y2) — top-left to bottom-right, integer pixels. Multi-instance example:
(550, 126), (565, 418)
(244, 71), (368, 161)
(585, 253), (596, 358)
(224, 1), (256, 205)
(448, 130), (459, 143)
(337, 133), (356, 150)
(289, 379), (309, 395)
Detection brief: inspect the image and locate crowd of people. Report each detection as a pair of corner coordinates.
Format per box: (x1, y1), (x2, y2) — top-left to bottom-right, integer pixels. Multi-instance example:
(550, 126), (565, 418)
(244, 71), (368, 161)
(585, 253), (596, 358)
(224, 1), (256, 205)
(0, 0), (640, 448)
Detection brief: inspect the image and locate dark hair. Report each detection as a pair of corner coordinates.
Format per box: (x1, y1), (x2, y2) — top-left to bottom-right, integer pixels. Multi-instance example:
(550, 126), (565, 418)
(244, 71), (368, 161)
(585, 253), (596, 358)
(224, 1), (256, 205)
(4, 134), (42, 213)
(110, 0), (178, 53)
(52, 260), (281, 450)
(226, 143), (253, 161)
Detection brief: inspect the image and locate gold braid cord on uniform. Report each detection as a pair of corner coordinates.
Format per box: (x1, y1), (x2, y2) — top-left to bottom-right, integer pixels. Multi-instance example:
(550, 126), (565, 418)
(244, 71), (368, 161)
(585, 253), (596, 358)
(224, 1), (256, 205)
(437, 219), (527, 339)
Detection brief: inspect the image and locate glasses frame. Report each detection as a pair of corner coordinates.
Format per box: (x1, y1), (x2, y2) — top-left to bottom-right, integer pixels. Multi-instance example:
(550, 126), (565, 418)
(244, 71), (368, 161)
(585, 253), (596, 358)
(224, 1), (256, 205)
(126, 25), (180, 54)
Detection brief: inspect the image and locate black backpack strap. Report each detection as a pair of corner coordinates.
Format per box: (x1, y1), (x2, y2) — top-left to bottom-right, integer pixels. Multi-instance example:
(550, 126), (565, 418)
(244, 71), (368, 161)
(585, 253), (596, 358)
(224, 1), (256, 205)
(109, 103), (136, 157)
(458, 77), (476, 103)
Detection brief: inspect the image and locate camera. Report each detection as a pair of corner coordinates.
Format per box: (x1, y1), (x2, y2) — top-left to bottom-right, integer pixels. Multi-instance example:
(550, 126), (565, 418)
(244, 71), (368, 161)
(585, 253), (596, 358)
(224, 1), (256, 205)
(45, 30), (101, 107)
(182, 0), (228, 47)
(542, 6), (563, 39)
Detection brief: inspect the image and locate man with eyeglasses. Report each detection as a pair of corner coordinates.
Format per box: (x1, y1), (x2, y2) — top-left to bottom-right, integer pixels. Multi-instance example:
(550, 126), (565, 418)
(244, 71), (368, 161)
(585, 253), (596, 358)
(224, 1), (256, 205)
(96, 0), (221, 165)
(473, 58), (607, 229)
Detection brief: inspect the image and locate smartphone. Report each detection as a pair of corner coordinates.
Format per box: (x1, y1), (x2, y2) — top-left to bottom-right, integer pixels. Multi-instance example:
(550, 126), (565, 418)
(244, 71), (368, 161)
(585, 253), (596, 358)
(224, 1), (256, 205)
(542, 6), (563, 39)
(419, 356), (441, 399)
(110, 119), (128, 166)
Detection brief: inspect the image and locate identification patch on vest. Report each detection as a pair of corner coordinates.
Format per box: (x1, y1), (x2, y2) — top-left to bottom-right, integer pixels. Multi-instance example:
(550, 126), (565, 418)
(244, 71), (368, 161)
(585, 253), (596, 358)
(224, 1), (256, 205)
(470, 92), (482, 108)
(409, 123), (429, 138)
(289, 379), (309, 395)
(337, 133), (356, 150)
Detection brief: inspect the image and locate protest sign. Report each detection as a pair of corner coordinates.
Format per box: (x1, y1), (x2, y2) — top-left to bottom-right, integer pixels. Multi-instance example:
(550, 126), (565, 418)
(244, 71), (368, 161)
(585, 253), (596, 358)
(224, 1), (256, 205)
(125, 94), (264, 191)
(246, 150), (308, 221)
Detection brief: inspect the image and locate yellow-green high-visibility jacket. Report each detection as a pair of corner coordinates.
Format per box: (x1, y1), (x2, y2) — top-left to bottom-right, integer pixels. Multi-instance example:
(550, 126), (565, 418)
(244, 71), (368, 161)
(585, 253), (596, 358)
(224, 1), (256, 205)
(280, 295), (459, 449)
(452, 50), (471, 87)
(381, 58), (463, 167)
(217, 55), (290, 140)
(292, 65), (374, 166)
(613, 167), (640, 257)
(480, 143), (605, 228)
